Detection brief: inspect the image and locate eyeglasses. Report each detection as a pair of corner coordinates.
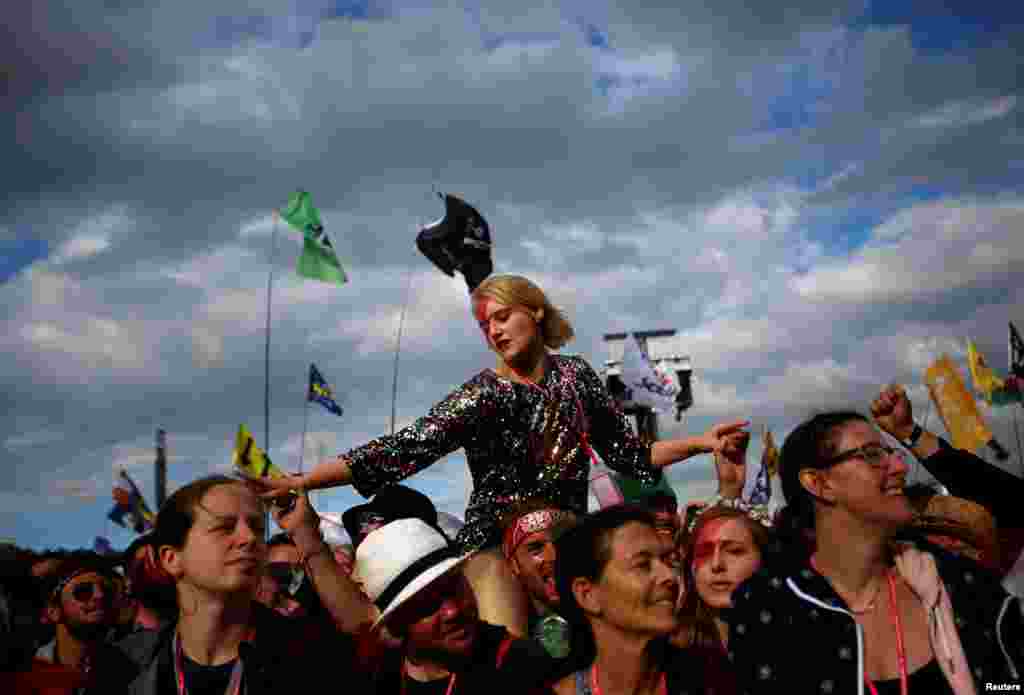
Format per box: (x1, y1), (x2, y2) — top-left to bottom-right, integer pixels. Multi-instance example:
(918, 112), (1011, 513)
(823, 444), (906, 469)
(68, 580), (116, 603)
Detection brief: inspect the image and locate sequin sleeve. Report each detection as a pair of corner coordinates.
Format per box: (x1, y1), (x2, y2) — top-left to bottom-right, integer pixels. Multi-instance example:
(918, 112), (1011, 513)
(571, 356), (659, 485)
(345, 374), (494, 498)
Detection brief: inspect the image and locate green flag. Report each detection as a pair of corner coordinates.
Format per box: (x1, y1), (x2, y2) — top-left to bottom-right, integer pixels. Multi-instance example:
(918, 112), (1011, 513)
(280, 191), (348, 285)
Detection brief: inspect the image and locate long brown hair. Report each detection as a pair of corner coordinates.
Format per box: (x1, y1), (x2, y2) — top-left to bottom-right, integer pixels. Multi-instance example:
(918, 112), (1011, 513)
(675, 507), (770, 651)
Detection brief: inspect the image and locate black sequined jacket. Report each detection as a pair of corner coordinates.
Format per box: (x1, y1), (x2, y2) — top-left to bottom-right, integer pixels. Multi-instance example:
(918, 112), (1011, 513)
(346, 354), (661, 551)
(727, 543), (1023, 695)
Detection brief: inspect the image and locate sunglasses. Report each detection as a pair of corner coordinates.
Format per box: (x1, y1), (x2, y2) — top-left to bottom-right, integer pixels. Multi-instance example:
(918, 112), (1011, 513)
(822, 444), (906, 469)
(68, 580), (116, 603)
(266, 562), (305, 596)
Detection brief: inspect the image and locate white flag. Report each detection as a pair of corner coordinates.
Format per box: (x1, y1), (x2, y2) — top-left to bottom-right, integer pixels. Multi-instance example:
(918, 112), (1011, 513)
(621, 334), (678, 413)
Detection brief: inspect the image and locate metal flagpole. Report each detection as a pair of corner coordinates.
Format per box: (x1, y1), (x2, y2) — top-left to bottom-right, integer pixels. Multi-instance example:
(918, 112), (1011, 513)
(300, 396), (310, 475)
(390, 263), (415, 435)
(264, 212), (280, 538)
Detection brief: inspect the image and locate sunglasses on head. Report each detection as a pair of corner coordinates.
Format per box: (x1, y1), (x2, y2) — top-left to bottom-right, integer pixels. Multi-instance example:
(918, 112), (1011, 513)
(821, 444), (906, 469)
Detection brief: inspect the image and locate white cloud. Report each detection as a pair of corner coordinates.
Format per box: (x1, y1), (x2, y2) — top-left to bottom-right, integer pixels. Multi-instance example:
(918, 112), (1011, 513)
(793, 198), (1024, 303)
(27, 266), (80, 306)
(902, 336), (967, 373)
(596, 46), (682, 83)
(50, 207), (127, 264)
(53, 235), (112, 264)
(913, 95), (1016, 129)
(20, 317), (147, 371)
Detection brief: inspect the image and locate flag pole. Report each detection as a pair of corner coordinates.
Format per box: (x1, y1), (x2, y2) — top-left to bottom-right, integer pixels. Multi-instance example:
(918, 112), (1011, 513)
(390, 265), (415, 435)
(300, 396), (310, 475)
(264, 212), (280, 538)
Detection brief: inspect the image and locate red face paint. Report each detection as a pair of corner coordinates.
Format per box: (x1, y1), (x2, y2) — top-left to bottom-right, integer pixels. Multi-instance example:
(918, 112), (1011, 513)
(690, 518), (730, 571)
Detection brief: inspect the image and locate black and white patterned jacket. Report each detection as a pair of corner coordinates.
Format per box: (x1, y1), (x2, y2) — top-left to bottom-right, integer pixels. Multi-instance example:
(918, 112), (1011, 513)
(727, 543), (1023, 695)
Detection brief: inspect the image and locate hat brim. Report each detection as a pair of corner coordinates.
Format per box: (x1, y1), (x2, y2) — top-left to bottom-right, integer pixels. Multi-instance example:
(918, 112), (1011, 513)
(371, 553), (472, 630)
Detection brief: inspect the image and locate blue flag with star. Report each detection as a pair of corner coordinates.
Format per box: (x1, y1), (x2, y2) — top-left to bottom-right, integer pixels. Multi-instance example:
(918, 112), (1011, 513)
(308, 364), (343, 416)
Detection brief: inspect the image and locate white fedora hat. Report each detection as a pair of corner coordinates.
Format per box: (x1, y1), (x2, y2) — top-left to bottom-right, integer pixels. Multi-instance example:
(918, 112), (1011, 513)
(354, 517), (471, 629)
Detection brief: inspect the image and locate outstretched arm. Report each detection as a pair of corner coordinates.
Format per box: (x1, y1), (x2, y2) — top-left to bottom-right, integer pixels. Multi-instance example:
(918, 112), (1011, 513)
(651, 420), (750, 472)
(258, 456), (353, 502)
(261, 379), (491, 502)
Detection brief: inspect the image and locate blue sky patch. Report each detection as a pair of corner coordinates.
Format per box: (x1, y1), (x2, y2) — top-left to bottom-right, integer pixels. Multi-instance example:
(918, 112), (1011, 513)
(855, 0), (1024, 53)
(0, 238), (48, 284)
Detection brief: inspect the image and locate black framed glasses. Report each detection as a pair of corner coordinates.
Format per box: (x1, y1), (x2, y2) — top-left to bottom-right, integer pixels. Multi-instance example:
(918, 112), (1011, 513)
(823, 444), (906, 469)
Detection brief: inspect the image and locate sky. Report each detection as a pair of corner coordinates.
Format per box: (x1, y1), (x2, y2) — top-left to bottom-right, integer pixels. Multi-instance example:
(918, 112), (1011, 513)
(2, 0), (1023, 552)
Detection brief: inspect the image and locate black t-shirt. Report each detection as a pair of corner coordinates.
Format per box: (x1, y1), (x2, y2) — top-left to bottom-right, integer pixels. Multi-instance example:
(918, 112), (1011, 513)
(180, 655), (236, 695)
(402, 673), (454, 695)
(368, 621), (562, 695)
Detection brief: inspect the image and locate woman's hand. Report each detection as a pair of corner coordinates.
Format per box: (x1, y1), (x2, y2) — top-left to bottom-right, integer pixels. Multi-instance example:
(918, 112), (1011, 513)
(651, 420), (749, 470)
(712, 428), (751, 499)
(253, 456), (355, 503)
(698, 420), (751, 456)
(251, 472), (308, 503)
(871, 384), (915, 442)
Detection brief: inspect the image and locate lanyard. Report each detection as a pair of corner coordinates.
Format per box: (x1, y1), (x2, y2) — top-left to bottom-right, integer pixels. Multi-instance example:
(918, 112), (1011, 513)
(809, 558), (908, 695)
(173, 630), (247, 695)
(516, 372), (603, 468)
(864, 572), (908, 695)
(590, 663), (667, 695)
(400, 661), (456, 695)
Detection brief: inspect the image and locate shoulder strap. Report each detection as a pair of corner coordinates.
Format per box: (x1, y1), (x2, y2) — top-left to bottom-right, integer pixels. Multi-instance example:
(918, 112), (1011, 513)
(494, 635), (514, 669)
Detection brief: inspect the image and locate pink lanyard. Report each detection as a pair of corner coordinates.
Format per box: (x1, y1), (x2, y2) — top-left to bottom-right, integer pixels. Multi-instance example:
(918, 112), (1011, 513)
(173, 630), (247, 695)
(810, 559), (908, 695)
(591, 662), (667, 695)
(865, 573), (908, 695)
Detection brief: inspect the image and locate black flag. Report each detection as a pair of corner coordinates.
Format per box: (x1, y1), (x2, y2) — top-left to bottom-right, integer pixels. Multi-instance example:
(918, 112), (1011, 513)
(416, 193), (493, 292)
(1010, 322), (1024, 379)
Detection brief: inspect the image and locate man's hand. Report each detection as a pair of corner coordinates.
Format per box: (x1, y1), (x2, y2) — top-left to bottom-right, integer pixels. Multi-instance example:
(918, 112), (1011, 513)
(870, 384), (915, 442)
(264, 486), (323, 555)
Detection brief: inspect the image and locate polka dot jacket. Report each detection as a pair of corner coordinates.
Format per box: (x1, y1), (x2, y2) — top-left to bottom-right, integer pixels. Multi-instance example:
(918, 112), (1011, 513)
(727, 542), (1024, 695)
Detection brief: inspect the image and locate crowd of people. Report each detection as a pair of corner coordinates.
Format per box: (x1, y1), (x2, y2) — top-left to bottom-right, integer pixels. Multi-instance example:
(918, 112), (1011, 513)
(3, 274), (1024, 694)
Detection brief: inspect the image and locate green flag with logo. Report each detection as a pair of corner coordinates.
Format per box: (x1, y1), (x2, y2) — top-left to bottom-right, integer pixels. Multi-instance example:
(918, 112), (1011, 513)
(281, 191), (348, 285)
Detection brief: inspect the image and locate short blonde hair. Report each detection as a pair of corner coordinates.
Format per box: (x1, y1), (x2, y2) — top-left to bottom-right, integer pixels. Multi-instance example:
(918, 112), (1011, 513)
(472, 275), (574, 350)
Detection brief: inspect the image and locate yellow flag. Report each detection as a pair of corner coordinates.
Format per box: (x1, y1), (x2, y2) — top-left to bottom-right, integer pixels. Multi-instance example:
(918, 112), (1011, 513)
(966, 339), (1005, 403)
(232, 425), (286, 480)
(924, 355), (993, 453)
(761, 428), (779, 478)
